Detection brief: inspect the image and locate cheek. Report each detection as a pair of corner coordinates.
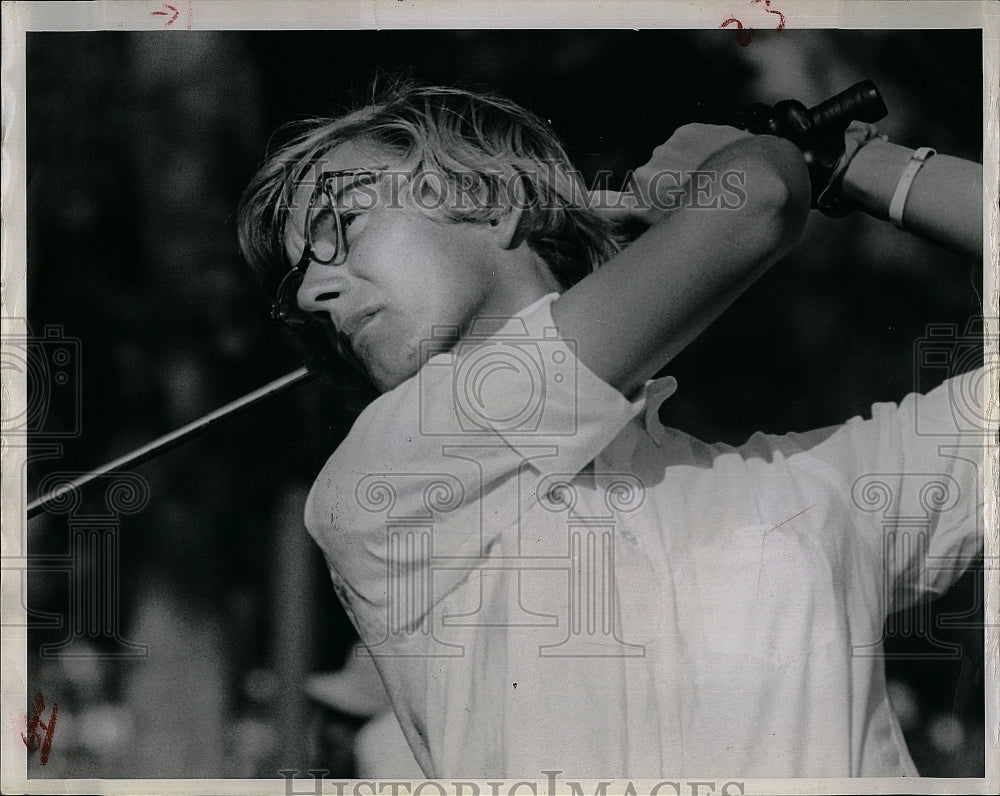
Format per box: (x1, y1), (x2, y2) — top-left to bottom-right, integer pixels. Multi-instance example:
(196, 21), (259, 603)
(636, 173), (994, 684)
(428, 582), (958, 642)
(376, 255), (462, 329)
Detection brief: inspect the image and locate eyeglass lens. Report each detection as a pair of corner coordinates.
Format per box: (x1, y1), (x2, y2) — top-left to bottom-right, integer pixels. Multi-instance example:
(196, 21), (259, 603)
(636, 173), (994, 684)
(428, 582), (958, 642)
(306, 190), (343, 264)
(273, 170), (381, 328)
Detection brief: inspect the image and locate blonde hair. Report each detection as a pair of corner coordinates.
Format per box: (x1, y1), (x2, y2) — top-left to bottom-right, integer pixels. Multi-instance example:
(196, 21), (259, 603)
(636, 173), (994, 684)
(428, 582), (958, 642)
(238, 82), (622, 292)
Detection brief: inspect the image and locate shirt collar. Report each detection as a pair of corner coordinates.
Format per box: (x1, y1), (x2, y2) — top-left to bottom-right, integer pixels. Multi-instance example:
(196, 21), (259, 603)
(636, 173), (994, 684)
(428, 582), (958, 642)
(642, 375), (678, 446)
(601, 375), (678, 470)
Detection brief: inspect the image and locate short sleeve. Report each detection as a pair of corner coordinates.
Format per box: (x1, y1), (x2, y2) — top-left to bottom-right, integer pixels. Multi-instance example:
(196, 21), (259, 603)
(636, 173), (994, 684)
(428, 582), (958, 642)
(303, 293), (646, 609)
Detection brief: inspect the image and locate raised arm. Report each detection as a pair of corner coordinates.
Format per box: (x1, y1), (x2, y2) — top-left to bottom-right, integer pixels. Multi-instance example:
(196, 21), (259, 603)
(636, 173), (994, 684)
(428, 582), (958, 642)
(552, 125), (811, 397)
(839, 139), (983, 261)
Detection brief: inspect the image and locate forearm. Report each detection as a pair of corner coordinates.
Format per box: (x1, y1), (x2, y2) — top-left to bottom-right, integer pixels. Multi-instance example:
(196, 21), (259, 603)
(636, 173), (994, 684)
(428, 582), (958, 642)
(553, 135), (810, 397)
(840, 140), (983, 261)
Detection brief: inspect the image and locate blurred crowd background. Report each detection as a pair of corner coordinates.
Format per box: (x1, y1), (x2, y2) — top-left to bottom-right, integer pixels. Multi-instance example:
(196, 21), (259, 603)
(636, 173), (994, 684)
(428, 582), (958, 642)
(21, 29), (984, 778)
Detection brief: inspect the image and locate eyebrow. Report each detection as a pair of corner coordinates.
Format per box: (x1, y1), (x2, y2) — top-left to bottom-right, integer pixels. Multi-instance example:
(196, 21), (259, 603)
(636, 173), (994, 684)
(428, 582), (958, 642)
(325, 171), (383, 207)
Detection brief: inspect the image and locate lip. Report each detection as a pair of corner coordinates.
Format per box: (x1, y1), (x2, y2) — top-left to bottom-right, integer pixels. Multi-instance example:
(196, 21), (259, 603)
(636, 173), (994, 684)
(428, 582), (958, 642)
(340, 307), (381, 344)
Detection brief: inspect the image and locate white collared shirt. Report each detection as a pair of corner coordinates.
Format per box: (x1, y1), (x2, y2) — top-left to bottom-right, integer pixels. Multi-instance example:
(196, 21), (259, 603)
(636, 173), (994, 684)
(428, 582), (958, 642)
(304, 293), (984, 778)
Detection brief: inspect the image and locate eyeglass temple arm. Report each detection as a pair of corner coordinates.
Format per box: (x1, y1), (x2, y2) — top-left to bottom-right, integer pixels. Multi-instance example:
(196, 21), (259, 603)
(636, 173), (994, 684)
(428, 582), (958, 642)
(27, 366), (316, 520)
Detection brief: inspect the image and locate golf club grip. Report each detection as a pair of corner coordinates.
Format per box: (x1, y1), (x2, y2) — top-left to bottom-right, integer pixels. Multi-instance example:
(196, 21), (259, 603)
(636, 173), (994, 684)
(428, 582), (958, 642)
(805, 79), (888, 130)
(724, 78), (888, 138)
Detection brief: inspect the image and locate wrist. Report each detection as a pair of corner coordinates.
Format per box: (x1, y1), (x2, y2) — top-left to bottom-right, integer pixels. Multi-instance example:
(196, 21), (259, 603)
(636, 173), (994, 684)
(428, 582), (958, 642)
(815, 122), (889, 217)
(840, 141), (918, 219)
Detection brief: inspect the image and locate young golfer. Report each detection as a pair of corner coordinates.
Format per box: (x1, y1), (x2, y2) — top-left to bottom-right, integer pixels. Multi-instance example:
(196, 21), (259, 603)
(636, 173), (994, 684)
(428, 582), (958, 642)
(239, 84), (985, 777)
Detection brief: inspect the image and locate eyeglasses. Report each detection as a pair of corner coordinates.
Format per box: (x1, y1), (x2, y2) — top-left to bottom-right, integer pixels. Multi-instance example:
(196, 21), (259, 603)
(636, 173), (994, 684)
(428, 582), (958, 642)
(271, 169), (383, 329)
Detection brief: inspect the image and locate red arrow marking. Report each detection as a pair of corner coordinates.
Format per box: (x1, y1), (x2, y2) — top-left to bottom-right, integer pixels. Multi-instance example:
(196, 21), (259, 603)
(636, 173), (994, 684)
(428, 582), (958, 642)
(151, 4), (179, 26)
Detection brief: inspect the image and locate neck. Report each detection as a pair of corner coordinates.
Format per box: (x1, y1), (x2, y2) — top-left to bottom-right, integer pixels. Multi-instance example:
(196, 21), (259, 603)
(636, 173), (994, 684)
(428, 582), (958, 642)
(483, 246), (562, 319)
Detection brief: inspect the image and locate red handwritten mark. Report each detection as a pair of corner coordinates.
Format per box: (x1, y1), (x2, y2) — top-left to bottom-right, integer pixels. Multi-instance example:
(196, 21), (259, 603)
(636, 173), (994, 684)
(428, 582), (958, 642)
(721, 0), (786, 46)
(720, 17), (755, 47)
(21, 691), (58, 765)
(151, 4), (179, 26)
(753, 0), (786, 31)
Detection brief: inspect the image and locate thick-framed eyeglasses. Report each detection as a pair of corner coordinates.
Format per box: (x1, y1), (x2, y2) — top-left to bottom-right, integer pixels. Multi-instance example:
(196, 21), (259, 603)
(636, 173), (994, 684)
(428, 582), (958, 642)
(271, 169), (383, 329)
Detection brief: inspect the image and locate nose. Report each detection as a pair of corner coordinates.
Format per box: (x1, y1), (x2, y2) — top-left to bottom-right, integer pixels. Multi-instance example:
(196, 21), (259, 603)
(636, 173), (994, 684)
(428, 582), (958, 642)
(295, 261), (345, 323)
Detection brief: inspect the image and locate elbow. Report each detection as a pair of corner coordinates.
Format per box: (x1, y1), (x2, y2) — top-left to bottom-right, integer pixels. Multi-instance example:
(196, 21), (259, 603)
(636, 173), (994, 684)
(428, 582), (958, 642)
(733, 136), (811, 259)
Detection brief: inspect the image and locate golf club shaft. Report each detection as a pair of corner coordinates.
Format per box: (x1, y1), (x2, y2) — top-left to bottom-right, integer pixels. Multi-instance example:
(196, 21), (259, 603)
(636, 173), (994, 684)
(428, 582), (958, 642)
(27, 366), (315, 519)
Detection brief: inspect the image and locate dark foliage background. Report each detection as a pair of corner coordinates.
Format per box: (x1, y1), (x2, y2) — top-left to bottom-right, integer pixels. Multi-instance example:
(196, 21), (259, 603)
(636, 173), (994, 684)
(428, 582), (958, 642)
(23, 29), (984, 778)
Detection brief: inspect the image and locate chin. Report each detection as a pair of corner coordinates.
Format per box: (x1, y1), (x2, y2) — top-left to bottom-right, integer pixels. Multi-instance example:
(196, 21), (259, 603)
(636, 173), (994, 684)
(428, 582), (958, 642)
(368, 361), (418, 394)
(360, 334), (422, 393)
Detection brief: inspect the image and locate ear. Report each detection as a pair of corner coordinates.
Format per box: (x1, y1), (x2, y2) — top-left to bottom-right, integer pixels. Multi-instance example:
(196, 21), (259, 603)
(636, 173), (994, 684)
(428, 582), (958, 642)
(490, 204), (527, 250)
(490, 174), (530, 250)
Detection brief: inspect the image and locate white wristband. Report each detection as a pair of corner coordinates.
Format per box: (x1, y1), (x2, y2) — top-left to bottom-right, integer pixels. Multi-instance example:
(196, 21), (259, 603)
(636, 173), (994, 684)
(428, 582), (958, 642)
(888, 146), (935, 228)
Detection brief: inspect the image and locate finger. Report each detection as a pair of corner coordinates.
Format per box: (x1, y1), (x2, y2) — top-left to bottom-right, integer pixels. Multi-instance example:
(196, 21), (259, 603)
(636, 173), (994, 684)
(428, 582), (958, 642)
(774, 99), (810, 135)
(745, 103), (780, 135)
